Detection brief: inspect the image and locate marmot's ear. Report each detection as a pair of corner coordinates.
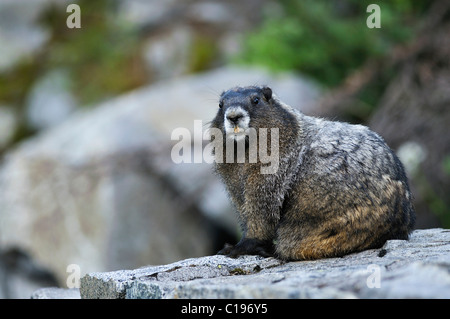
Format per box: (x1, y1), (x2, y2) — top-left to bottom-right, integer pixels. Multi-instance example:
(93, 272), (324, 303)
(262, 86), (272, 101)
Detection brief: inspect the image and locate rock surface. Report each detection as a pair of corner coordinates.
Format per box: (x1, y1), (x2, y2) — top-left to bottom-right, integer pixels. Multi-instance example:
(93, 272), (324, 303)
(75, 229), (450, 299)
(0, 0), (53, 72)
(31, 287), (80, 299)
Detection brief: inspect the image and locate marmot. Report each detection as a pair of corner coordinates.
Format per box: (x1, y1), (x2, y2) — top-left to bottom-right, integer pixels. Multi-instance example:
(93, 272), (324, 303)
(209, 85), (415, 260)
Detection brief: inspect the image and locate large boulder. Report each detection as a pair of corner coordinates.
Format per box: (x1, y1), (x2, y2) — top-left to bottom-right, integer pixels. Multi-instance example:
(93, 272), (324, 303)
(33, 228), (449, 299)
(0, 66), (320, 290)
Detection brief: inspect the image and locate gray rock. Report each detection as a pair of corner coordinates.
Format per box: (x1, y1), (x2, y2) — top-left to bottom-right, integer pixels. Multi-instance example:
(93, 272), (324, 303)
(79, 229), (450, 299)
(0, 0), (50, 72)
(120, 0), (271, 82)
(31, 287), (80, 299)
(80, 254), (283, 299)
(142, 27), (193, 80)
(26, 69), (77, 130)
(118, 0), (179, 28)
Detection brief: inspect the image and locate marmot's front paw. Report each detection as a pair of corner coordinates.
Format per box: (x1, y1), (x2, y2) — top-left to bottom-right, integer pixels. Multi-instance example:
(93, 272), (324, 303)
(217, 243), (234, 255)
(217, 238), (274, 258)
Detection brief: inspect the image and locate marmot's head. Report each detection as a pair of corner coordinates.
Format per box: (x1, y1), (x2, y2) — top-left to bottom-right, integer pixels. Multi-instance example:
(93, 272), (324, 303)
(211, 86), (274, 141)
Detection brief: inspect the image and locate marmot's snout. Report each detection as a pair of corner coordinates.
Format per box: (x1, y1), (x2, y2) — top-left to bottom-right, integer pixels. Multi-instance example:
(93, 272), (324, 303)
(224, 107), (250, 136)
(226, 111), (243, 125)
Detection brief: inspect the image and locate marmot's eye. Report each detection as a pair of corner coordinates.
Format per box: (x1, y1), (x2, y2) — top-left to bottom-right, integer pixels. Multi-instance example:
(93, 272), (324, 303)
(252, 97), (259, 105)
(219, 101), (223, 108)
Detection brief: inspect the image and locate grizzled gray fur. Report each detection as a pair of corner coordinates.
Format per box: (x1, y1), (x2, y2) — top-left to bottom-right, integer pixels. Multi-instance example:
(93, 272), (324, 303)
(210, 85), (415, 260)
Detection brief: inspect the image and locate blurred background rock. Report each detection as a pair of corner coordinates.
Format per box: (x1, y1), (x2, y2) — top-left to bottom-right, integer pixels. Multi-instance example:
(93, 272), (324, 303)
(0, 0), (448, 298)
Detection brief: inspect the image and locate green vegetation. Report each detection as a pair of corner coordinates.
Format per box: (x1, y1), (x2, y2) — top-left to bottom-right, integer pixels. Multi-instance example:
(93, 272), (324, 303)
(0, 0), (146, 111)
(0, 0), (147, 146)
(40, 0), (146, 106)
(189, 35), (219, 73)
(237, 0), (427, 87)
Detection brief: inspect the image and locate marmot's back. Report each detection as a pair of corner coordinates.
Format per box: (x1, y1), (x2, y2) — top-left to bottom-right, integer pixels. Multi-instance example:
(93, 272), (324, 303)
(276, 116), (415, 260)
(210, 85), (415, 260)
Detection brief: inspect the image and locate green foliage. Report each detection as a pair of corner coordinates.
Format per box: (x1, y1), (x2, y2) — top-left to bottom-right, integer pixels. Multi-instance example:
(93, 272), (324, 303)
(0, 0), (147, 108)
(189, 36), (219, 73)
(39, 0), (146, 105)
(237, 0), (427, 87)
(0, 0), (148, 147)
(443, 156), (450, 176)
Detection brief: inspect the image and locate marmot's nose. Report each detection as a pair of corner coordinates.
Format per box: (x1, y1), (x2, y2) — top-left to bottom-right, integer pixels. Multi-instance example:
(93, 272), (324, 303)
(227, 113), (243, 125)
